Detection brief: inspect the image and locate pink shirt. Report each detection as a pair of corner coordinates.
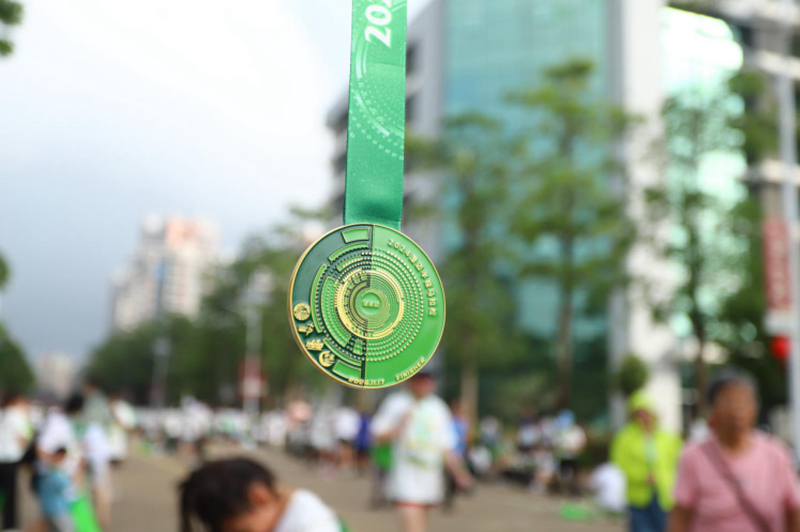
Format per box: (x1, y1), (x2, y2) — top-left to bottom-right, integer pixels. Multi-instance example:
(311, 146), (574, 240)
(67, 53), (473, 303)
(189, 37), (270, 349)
(674, 432), (800, 532)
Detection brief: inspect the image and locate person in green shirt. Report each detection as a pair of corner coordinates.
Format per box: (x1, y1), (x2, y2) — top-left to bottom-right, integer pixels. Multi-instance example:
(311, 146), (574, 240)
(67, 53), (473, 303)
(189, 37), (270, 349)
(611, 392), (682, 532)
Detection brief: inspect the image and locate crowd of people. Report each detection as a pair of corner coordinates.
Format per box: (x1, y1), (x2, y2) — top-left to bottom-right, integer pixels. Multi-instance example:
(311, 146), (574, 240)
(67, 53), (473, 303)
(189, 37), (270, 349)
(0, 380), (137, 532)
(2, 368), (800, 532)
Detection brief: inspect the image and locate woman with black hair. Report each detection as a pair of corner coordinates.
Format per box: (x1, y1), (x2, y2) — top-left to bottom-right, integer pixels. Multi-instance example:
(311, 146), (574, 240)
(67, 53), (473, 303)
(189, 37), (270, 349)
(180, 457), (342, 532)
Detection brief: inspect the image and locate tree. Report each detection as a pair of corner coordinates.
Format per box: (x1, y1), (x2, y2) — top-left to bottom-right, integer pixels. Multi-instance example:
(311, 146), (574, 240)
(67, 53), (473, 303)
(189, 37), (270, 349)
(0, 251), (8, 289)
(644, 80), (754, 414)
(204, 213), (327, 405)
(713, 199), (787, 415)
(713, 72), (782, 414)
(615, 354), (650, 398)
(0, 0), (23, 56)
(87, 321), (164, 404)
(508, 59), (637, 409)
(0, 252), (34, 395)
(0, 324), (34, 394)
(406, 114), (525, 425)
(87, 211), (328, 406)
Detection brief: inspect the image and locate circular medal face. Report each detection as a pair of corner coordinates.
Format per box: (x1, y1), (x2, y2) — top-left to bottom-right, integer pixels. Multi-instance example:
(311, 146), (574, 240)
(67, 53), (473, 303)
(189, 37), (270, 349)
(289, 224), (445, 389)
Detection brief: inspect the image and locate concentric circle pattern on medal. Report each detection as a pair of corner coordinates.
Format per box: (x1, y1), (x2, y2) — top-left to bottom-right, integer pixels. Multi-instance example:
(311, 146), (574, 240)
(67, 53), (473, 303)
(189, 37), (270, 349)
(289, 224), (445, 389)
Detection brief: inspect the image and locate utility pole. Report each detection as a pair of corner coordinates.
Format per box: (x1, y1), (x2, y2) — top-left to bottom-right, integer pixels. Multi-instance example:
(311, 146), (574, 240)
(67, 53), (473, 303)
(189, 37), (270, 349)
(150, 260), (170, 409)
(778, 0), (800, 458)
(242, 270), (271, 423)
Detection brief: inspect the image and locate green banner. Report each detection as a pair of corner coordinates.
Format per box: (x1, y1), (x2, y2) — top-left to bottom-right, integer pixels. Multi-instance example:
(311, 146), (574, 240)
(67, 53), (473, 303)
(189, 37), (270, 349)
(343, 0), (407, 231)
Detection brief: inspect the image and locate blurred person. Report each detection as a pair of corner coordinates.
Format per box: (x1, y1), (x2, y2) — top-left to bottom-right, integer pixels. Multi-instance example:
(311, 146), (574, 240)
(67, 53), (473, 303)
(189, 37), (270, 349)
(354, 411), (371, 475)
(589, 447), (626, 515)
(309, 406), (336, 475)
(83, 418), (112, 530)
(443, 399), (469, 511)
(553, 410), (587, 496)
(0, 393), (32, 531)
(35, 395), (85, 532)
(516, 410), (539, 456)
(179, 457), (342, 532)
(38, 448), (75, 532)
(333, 405), (360, 476)
(370, 371), (471, 532)
(612, 392), (682, 532)
(368, 437), (392, 509)
(532, 442), (557, 494)
(107, 393), (137, 465)
(77, 380), (114, 528)
(466, 445), (492, 478)
(180, 398), (211, 465)
(669, 371), (800, 532)
(478, 416), (501, 453)
(37, 395), (85, 480)
(80, 381), (111, 429)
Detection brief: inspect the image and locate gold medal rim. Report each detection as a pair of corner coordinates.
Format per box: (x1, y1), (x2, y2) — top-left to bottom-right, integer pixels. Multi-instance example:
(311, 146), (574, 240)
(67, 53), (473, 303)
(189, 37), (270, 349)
(288, 223), (446, 390)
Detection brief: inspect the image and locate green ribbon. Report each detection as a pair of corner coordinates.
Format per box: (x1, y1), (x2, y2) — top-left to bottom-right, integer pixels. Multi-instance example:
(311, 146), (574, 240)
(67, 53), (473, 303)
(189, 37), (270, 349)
(343, 0), (407, 231)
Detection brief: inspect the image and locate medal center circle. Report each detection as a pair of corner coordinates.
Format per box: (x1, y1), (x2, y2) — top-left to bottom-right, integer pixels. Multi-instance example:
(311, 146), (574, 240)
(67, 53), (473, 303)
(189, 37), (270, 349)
(360, 292), (383, 314)
(335, 269), (404, 340)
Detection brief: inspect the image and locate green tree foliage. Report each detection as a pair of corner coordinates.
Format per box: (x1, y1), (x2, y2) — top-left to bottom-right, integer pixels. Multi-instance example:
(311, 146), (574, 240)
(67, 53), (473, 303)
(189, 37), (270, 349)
(615, 354), (650, 397)
(0, 251), (9, 290)
(209, 218), (327, 404)
(712, 199), (787, 413)
(0, 252), (35, 395)
(0, 324), (34, 394)
(87, 321), (165, 404)
(0, 0), (23, 56)
(727, 72), (778, 163)
(645, 80), (757, 414)
(407, 114), (525, 424)
(87, 212), (326, 406)
(507, 59), (637, 409)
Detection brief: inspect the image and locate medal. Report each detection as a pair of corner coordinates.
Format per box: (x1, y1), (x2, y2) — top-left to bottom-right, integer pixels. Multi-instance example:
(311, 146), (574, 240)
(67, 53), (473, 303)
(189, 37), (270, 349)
(289, 0), (445, 389)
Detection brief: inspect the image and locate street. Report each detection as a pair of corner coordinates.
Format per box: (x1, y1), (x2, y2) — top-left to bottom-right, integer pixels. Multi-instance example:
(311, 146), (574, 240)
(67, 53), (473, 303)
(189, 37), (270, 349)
(22, 447), (622, 532)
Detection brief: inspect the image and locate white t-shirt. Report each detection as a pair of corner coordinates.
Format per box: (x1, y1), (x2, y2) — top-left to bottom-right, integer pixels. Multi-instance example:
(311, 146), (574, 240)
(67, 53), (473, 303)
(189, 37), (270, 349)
(38, 411), (81, 475)
(370, 391), (457, 504)
(111, 400), (137, 431)
(556, 426), (587, 458)
(310, 408), (336, 452)
(0, 406), (31, 462)
(589, 463), (626, 513)
(274, 489), (339, 532)
(84, 422), (111, 475)
(334, 407), (361, 442)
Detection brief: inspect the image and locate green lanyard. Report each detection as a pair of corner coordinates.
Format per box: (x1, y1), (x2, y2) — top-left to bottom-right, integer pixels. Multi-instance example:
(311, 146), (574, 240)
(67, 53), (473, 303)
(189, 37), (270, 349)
(343, 0), (408, 231)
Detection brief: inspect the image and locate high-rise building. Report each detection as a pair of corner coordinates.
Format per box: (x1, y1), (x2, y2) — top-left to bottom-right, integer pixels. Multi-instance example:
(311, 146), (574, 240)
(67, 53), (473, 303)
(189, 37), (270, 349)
(326, 0), (756, 429)
(37, 351), (77, 399)
(110, 215), (220, 331)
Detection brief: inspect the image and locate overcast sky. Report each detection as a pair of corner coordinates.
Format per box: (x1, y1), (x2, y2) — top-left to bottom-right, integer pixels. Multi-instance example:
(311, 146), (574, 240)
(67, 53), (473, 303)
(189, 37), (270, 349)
(0, 0), (431, 360)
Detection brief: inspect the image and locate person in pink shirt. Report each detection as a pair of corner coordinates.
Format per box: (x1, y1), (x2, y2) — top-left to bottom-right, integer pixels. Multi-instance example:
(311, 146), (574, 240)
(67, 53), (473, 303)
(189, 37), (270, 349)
(669, 370), (800, 532)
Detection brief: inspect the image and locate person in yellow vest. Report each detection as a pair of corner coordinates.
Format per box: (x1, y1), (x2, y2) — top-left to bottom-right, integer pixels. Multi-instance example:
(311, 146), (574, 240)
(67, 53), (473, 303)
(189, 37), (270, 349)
(611, 392), (682, 532)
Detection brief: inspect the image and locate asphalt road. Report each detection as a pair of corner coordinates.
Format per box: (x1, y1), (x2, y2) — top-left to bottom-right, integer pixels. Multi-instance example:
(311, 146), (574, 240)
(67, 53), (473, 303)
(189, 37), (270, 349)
(21, 447), (623, 532)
